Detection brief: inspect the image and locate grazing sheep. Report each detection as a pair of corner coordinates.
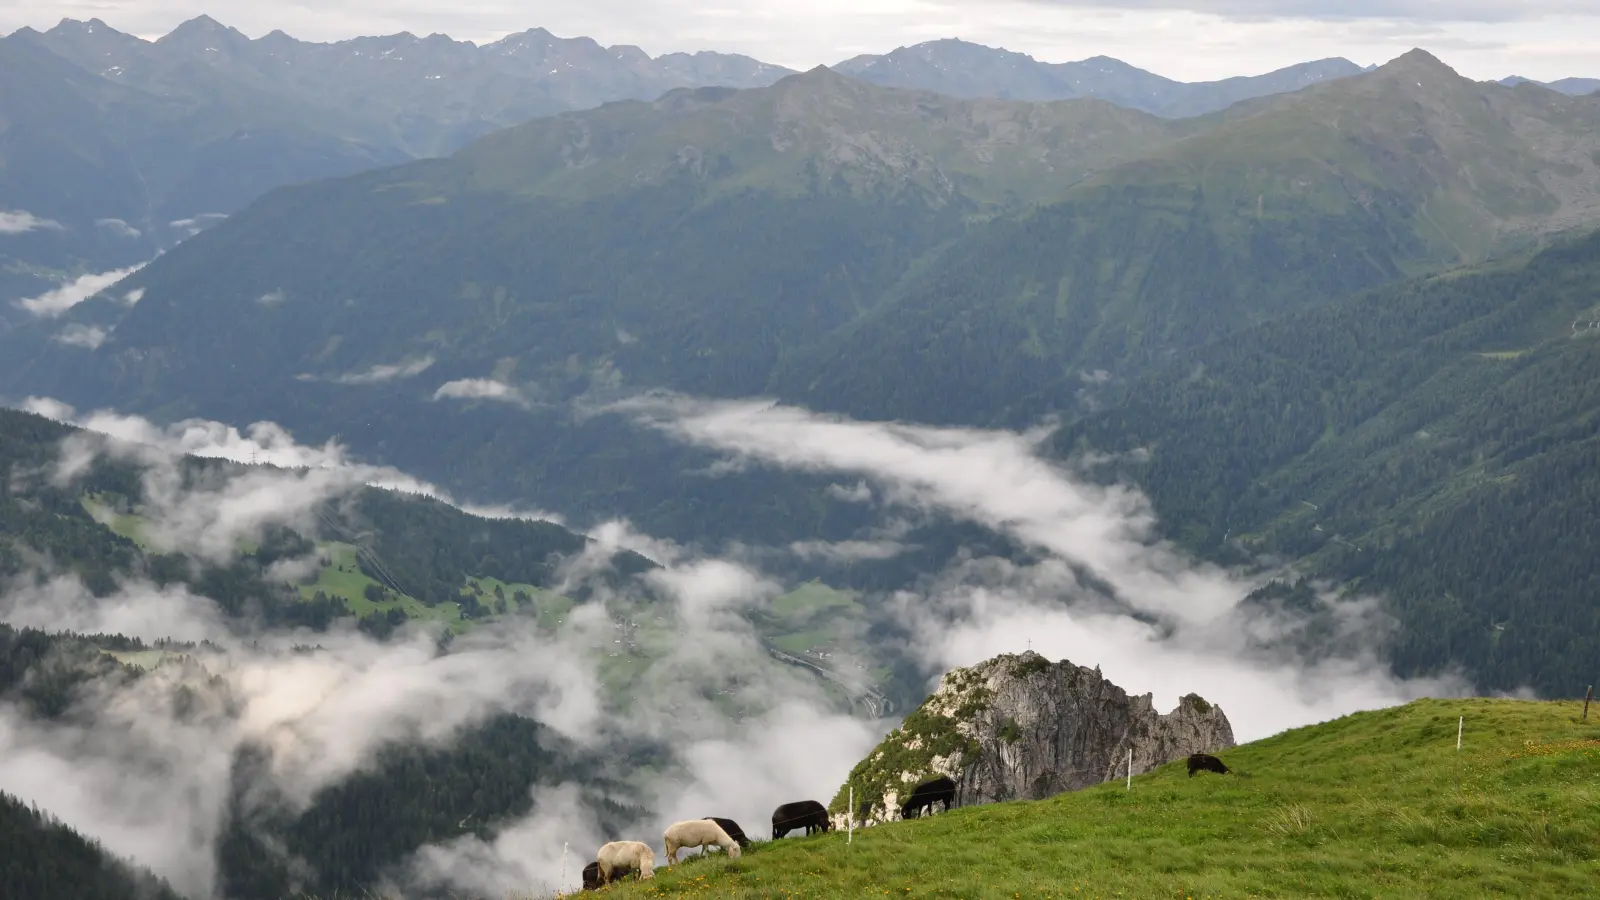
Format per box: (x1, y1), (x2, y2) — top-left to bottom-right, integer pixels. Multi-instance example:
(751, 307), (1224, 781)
(704, 816), (751, 848)
(596, 840), (655, 883)
(1187, 752), (1230, 777)
(900, 775), (957, 819)
(771, 800), (832, 839)
(664, 819), (742, 863)
(581, 861), (603, 891)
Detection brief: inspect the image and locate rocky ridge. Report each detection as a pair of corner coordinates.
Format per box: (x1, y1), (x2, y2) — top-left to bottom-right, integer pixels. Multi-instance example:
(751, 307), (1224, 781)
(832, 652), (1234, 825)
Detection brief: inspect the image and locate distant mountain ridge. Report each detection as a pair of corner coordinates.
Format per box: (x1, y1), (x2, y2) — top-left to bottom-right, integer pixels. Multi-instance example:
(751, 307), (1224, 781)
(832, 38), (1371, 117)
(0, 15), (798, 318)
(15, 15), (794, 158)
(1497, 75), (1600, 96)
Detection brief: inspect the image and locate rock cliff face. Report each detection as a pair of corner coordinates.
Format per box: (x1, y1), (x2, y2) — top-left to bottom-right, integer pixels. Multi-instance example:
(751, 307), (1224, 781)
(831, 652), (1235, 825)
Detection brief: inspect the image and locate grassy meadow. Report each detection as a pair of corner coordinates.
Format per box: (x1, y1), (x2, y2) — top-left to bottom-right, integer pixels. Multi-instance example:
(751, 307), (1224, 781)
(586, 698), (1598, 899)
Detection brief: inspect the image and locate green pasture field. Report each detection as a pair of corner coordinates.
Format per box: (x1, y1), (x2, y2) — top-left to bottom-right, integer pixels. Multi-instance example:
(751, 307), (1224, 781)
(588, 698), (1599, 900)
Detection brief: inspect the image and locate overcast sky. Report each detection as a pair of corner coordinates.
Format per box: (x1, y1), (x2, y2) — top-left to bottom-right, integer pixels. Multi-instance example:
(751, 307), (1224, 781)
(2, 1), (1597, 82)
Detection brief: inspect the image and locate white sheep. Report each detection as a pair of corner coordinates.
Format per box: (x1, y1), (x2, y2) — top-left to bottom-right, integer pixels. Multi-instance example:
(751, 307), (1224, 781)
(596, 840), (656, 883)
(663, 819), (742, 864)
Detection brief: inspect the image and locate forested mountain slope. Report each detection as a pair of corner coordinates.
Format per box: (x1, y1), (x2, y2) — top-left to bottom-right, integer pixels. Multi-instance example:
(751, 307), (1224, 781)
(1052, 227), (1600, 696)
(0, 788), (183, 900)
(777, 50), (1600, 425)
(15, 52), (1600, 544)
(0, 406), (649, 634)
(0, 67), (1199, 542)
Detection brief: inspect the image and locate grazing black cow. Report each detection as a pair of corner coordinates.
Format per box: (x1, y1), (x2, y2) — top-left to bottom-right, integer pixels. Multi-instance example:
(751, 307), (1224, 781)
(771, 800), (832, 839)
(704, 816), (751, 848)
(899, 775), (957, 819)
(581, 861), (604, 891)
(1187, 753), (1230, 777)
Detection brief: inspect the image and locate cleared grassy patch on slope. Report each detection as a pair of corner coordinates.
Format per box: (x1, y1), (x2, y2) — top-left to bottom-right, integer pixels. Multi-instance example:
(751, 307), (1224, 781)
(599, 698), (1598, 899)
(301, 542), (468, 631)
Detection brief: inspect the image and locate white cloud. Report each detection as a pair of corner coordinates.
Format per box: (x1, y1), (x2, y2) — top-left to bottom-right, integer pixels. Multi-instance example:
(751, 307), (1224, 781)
(0, 581), (606, 898)
(433, 378), (524, 404)
(826, 481), (875, 504)
(22, 396), (445, 497)
(649, 558), (780, 621)
(328, 354), (437, 385)
(167, 212), (227, 238)
(0, 209), (64, 234)
(622, 396), (1246, 627)
(615, 394), (1473, 742)
(54, 323), (108, 349)
(95, 217), (143, 239)
(2, 2), (1594, 81)
(13, 264), (145, 318)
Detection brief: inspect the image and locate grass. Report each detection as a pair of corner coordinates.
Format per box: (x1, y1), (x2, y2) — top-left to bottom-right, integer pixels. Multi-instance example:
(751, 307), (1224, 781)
(582, 698), (1599, 899)
(763, 581), (868, 656)
(769, 582), (860, 620)
(102, 649), (182, 670)
(80, 494), (152, 550)
(301, 543), (468, 632)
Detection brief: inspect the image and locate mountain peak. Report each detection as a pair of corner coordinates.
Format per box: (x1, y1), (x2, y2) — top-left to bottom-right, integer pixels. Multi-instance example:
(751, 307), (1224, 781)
(47, 17), (121, 36)
(1384, 48), (1456, 76)
(159, 14), (248, 47)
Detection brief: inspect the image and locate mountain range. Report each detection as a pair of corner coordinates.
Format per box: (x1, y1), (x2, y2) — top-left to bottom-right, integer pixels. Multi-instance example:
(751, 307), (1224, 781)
(6, 45), (1600, 702)
(834, 38), (1371, 115)
(3, 15), (1595, 319)
(1498, 75), (1600, 96)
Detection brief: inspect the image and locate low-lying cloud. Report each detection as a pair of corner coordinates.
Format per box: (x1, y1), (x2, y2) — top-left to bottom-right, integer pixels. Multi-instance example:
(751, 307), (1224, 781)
(0, 577), (606, 898)
(25, 397), (442, 497)
(0, 209), (64, 234)
(54, 323), (109, 349)
(331, 355), (437, 385)
(433, 378), (525, 404)
(0, 391), (1480, 900)
(14, 265), (146, 318)
(616, 394), (1469, 741)
(0, 402), (882, 897)
(95, 217), (143, 239)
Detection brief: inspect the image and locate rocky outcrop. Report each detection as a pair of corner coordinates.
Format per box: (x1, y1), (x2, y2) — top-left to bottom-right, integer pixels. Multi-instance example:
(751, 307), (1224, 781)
(831, 652), (1234, 825)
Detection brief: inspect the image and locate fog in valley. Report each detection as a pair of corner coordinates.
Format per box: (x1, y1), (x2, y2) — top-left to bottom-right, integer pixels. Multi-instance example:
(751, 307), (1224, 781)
(0, 394), (1471, 897)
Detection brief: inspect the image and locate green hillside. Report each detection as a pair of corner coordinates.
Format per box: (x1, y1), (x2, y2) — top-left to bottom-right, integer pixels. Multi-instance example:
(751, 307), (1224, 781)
(1050, 227), (1600, 697)
(598, 698), (1599, 899)
(0, 405), (649, 635)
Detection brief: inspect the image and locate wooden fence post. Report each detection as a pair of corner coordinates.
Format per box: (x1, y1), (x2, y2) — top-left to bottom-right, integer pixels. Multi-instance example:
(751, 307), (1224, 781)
(1584, 685), (1593, 723)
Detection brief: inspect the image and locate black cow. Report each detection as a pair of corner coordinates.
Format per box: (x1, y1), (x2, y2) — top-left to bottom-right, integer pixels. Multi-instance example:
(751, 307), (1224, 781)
(581, 861), (603, 891)
(899, 775), (957, 819)
(704, 816), (751, 848)
(771, 800), (832, 839)
(1187, 753), (1230, 777)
